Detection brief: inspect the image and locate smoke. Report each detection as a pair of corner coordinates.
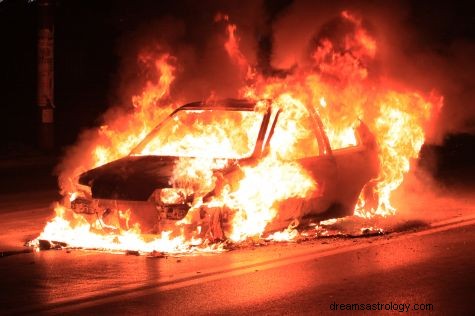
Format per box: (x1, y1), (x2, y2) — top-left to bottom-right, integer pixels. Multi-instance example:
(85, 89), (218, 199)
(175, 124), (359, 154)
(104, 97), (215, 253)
(56, 0), (474, 194)
(271, 0), (474, 143)
(255, 0), (293, 77)
(55, 1), (266, 192)
(85, 0), (475, 140)
(110, 0), (266, 104)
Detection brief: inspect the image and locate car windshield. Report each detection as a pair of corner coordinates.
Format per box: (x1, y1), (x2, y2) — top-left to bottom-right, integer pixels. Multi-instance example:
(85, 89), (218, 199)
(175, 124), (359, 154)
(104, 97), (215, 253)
(132, 109), (264, 159)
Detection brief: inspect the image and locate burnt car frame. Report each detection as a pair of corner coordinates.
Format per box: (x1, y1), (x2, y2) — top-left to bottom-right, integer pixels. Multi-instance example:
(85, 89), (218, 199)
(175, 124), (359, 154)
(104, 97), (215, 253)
(72, 99), (379, 238)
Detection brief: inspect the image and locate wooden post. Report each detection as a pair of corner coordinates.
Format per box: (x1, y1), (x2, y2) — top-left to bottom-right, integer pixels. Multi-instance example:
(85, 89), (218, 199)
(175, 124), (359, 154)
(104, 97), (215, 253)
(37, 0), (54, 150)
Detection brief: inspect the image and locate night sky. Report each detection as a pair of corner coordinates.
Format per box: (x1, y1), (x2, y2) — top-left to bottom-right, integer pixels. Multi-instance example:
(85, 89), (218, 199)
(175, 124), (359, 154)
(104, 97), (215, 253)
(0, 0), (474, 155)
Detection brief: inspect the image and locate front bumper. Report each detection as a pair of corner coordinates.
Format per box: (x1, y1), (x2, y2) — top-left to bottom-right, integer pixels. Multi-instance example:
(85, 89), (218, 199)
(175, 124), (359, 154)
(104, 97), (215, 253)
(71, 196), (191, 221)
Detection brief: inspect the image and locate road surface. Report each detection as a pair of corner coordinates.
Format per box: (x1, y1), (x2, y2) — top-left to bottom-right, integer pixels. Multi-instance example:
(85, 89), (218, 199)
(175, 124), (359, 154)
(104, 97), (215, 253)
(0, 189), (474, 315)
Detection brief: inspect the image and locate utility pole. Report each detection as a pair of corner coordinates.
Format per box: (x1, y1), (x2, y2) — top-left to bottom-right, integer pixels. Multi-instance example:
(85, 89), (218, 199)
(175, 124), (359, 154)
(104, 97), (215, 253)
(37, 0), (54, 150)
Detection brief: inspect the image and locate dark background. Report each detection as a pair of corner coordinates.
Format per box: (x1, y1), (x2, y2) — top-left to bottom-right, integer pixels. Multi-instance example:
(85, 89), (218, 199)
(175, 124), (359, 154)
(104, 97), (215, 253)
(0, 0), (474, 185)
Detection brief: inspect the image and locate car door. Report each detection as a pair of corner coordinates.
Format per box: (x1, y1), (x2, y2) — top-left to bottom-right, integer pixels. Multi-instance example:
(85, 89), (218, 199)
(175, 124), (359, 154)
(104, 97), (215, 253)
(261, 106), (338, 231)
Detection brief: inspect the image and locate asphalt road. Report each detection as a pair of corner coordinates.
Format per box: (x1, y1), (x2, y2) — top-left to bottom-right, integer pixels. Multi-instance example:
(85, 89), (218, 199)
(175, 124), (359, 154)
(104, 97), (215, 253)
(0, 191), (474, 315)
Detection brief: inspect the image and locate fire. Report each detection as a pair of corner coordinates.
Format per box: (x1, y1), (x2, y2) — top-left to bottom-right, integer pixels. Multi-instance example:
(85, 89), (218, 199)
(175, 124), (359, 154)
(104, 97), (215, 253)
(230, 11), (441, 218)
(31, 204), (219, 254)
(221, 156), (316, 242)
(32, 10), (442, 254)
(355, 92), (435, 217)
(215, 13), (247, 69)
(133, 109), (263, 159)
(93, 53), (178, 167)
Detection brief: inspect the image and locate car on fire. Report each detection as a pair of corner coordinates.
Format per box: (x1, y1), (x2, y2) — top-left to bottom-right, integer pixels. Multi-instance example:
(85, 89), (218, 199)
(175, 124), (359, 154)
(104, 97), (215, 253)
(71, 99), (379, 239)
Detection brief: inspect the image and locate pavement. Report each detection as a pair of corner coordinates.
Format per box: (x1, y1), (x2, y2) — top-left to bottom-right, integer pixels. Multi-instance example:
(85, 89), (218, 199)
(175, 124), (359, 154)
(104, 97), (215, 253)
(0, 142), (59, 193)
(0, 213), (474, 315)
(77, 218), (475, 315)
(0, 147), (60, 252)
(0, 142), (474, 314)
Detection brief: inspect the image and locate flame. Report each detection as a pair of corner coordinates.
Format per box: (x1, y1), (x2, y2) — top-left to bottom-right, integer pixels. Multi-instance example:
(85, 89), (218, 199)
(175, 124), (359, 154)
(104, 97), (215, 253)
(221, 156), (316, 242)
(266, 220), (300, 242)
(134, 109), (263, 159)
(32, 10), (442, 254)
(93, 53), (177, 167)
(232, 13), (441, 218)
(31, 204), (220, 254)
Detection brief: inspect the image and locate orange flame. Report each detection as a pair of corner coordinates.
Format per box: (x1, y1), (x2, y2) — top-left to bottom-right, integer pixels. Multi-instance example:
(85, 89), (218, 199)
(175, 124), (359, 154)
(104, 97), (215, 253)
(33, 10), (441, 253)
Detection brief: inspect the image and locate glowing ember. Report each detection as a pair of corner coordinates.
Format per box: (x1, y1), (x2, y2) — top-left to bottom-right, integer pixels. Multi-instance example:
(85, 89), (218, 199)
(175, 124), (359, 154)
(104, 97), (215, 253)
(31, 10), (441, 254)
(265, 220), (300, 242)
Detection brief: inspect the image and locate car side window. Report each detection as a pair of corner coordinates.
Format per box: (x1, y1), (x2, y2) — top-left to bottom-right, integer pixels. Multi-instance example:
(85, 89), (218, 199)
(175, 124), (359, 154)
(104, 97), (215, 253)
(268, 106), (320, 160)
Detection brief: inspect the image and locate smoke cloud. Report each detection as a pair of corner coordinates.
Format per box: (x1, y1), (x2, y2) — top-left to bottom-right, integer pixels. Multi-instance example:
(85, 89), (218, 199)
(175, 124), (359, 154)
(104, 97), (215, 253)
(56, 0), (474, 190)
(107, 0), (475, 141)
(271, 0), (474, 143)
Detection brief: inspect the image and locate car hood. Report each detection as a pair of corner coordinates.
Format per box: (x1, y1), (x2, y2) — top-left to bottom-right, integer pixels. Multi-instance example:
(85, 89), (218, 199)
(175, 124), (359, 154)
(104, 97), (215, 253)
(78, 155), (237, 201)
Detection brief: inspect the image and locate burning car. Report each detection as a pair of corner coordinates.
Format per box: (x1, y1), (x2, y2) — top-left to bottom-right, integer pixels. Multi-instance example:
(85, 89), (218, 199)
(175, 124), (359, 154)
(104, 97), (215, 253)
(70, 98), (379, 240)
(31, 10), (438, 253)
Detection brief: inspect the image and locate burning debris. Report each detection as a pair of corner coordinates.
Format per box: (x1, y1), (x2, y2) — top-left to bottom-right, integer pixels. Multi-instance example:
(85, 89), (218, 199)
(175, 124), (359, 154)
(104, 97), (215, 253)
(30, 10), (441, 255)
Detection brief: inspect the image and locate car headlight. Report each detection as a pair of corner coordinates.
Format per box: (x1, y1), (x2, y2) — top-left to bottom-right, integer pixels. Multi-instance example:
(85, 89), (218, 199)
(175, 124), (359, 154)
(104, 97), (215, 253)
(153, 188), (194, 205)
(70, 183), (92, 201)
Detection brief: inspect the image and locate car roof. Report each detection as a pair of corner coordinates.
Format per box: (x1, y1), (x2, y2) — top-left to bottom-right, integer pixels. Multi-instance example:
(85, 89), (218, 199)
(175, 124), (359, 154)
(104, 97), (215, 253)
(177, 98), (258, 111)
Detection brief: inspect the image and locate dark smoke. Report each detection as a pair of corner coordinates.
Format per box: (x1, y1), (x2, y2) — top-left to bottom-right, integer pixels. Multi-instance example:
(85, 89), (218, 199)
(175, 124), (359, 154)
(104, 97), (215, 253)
(256, 0), (293, 77)
(100, 0), (475, 144)
(270, 0), (475, 142)
(110, 0), (265, 105)
(55, 0), (475, 190)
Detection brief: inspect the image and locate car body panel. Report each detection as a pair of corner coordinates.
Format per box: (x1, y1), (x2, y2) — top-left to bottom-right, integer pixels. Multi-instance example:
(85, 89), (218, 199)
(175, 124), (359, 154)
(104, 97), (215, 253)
(73, 99), (379, 235)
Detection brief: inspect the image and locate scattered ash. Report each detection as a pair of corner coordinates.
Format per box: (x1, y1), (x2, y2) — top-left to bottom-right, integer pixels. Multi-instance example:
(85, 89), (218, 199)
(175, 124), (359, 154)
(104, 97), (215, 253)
(391, 219), (429, 232)
(36, 239), (68, 251)
(148, 250), (166, 258)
